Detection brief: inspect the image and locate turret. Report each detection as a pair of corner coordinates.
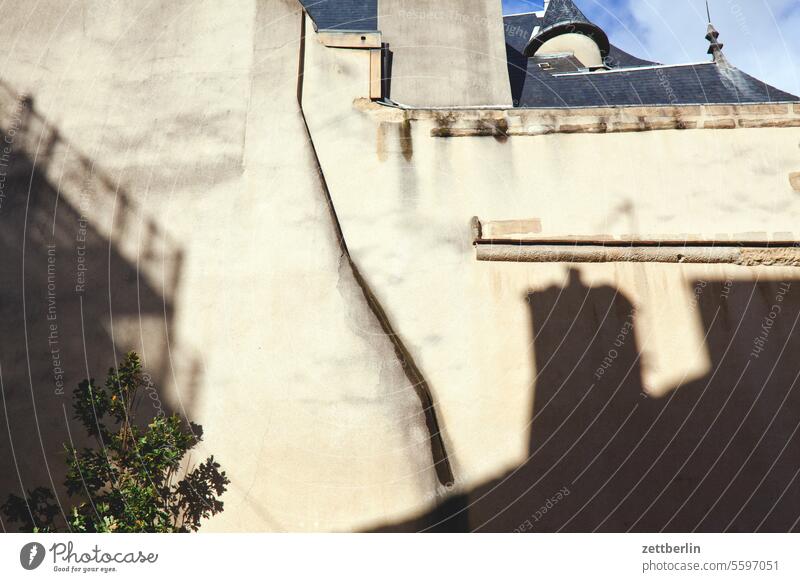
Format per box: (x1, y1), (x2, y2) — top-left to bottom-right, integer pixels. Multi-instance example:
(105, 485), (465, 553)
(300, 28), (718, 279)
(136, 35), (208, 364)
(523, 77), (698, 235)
(523, 0), (610, 69)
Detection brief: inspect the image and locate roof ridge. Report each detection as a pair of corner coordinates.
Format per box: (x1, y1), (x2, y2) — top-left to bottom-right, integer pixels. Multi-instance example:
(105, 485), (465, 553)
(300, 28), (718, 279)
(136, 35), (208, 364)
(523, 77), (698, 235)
(552, 61), (716, 76)
(503, 10), (544, 18)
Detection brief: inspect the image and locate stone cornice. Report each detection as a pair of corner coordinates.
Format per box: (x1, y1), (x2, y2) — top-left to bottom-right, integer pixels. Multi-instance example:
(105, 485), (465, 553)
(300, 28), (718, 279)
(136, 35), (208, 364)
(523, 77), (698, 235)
(356, 99), (800, 137)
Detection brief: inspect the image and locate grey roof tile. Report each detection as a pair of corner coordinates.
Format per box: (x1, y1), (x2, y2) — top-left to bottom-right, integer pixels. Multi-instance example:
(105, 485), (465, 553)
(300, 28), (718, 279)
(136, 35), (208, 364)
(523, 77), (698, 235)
(516, 62), (799, 107)
(299, 0), (377, 31)
(504, 13), (541, 55)
(606, 45), (659, 68)
(540, 0), (593, 30)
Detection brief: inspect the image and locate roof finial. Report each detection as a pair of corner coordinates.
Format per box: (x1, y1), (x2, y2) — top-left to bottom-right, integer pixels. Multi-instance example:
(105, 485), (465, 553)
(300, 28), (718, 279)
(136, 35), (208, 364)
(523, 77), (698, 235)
(705, 1), (728, 65)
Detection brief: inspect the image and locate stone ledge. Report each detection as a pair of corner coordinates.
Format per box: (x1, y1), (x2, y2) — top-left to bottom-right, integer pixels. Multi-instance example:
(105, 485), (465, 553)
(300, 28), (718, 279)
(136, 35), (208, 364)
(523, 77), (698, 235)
(738, 118), (800, 129)
(475, 244), (800, 266)
(706, 104), (790, 116)
(356, 99), (800, 137)
(471, 218), (799, 245)
(318, 31), (382, 49)
(703, 118), (736, 130)
(470, 218), (800, 266)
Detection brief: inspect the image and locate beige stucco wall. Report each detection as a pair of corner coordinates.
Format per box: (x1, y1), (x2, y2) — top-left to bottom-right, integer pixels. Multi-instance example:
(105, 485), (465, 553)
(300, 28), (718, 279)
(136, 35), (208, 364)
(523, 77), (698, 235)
(301, 16), (800, 530)
(1, 0), (799, 532)
(0, 0), (440, 532)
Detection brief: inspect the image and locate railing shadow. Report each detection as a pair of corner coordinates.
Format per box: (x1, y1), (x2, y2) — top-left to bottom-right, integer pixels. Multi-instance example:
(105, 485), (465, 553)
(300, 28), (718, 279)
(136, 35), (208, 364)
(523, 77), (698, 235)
(0, 80), (203, 522)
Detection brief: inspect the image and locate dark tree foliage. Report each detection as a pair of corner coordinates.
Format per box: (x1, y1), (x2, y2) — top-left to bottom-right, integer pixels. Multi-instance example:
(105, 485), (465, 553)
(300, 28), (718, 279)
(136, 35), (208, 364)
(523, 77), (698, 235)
(2, 352), (229, 532)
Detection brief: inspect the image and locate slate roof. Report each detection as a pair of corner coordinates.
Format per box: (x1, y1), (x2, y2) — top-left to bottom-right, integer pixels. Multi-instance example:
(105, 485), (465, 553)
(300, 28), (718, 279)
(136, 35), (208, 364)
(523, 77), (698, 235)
(516, 62), (799, 108)
(606, 44), (659, 69)
(541, 0), (592, 28)
(503, 4), (799, 107)
(299, 0), (377, 31)
(504, 12), (540, 55)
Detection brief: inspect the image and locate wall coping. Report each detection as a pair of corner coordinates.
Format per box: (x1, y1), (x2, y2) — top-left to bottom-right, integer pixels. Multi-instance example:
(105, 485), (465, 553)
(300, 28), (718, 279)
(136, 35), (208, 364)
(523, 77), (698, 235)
(355, 99), (800, 136)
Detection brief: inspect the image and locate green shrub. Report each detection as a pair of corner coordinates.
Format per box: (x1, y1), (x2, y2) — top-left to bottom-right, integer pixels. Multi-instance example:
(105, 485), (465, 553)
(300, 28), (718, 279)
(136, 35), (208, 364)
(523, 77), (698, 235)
(2, 352), (229, 532)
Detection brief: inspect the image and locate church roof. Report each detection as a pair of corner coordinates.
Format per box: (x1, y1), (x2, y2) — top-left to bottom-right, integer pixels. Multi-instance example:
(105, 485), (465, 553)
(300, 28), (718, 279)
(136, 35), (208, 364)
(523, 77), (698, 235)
(298, 0), (377, 31)
(504, 4), (799, 107)
(515, 62), (799, 108)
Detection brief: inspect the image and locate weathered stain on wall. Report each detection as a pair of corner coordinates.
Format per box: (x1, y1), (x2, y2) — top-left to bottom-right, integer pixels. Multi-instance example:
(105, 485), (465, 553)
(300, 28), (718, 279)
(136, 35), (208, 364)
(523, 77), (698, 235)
(790, 171), (800, 192)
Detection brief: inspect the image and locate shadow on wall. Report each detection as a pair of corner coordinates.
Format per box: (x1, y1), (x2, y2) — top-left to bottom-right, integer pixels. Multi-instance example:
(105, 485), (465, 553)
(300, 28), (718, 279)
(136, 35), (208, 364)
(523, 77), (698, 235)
(370, 269), (800, 532)
(0, 81), (202, 522)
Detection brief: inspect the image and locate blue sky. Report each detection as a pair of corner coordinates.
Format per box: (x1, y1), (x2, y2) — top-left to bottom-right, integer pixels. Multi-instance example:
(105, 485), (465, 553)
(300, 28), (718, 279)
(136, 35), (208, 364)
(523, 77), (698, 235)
(502, 0), (800, 96)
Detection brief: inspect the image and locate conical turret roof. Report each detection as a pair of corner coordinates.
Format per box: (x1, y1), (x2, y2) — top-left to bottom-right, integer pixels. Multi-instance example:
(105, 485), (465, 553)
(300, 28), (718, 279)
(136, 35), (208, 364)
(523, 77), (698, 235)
(524, 0), (609, 58)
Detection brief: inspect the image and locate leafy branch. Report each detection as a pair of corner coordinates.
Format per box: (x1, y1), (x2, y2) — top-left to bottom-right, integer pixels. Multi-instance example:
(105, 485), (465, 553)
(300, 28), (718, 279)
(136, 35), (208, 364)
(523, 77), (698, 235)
(2, 352), (229, 533)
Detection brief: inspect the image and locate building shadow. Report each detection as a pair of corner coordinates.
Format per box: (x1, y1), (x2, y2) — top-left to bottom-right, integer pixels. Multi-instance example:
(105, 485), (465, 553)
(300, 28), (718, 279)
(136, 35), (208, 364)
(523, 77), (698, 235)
(0, 81), (202, 525)
(369, 269), (800, 532)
